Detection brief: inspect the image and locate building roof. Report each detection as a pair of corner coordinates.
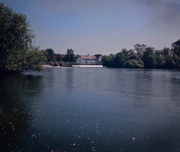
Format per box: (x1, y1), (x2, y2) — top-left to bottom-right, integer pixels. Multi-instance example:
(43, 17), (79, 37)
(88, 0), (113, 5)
(79, 54), (102, 60)
(94, 54), (101, 59)
(80, 55), (96, 60)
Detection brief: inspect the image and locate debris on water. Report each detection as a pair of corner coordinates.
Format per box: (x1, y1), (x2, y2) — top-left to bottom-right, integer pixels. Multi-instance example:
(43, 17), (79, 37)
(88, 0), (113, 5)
(132, 137), (136, 141)
(73, 143), (76, 146)
(92, 147), (96, 151)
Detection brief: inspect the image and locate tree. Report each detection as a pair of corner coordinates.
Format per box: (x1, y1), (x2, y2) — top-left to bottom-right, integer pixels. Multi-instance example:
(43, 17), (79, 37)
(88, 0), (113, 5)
(0, 3), (44, 73)
(63, 49), (75, 62)
(102, 55), (109, 67)
(142, 47), (155, 68)
(43, 48), (55, 62)
(163, 47), (170, 55)
(108, 50), (128, 68)
(114, 52), (125, 67)
(2, 46), (46, 72)
(105, 54), (115, 67)
(155, 50), (163, 56)
(55, 53), (63, 62)
(123, 59), (144, 68)
(164, 55), (176, 69)
(171, 39), (180, 68)
(155, 54), (165, 68)
(103, 48), (144, 68)
(134, 44), (146, 54)
(25, 47), (46, 71)
(145, 55), (157, 68)
(171, 39), (180, 57)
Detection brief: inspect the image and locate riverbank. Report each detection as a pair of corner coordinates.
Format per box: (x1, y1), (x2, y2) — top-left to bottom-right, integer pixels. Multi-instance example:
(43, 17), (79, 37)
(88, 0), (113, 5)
(72, 65), (103, 67)
(43, 64), (103, 68)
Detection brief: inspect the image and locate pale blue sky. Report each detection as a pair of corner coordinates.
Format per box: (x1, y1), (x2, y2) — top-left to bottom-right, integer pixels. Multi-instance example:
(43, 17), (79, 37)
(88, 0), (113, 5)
(1, 0), (180, 55)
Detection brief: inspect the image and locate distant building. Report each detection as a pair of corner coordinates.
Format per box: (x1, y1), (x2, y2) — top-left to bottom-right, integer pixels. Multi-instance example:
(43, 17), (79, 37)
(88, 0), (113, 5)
(76, 54), (102, 65)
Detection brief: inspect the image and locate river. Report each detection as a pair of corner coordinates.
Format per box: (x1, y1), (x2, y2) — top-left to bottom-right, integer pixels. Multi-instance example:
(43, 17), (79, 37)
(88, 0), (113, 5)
(1, 67), (180, 152)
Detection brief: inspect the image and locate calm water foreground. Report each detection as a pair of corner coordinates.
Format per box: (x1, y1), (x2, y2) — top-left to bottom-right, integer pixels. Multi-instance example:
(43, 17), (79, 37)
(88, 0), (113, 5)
(0, 67), (180, 152)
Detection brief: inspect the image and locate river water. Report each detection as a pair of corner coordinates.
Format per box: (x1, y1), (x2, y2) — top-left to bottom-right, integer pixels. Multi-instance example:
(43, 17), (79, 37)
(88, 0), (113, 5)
(0, 67), (180, 152)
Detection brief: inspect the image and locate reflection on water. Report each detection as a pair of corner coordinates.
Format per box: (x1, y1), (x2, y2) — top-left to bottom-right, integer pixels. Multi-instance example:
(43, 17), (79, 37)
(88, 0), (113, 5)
(0, 68), (180, 152)
(0, 74), (43, 151)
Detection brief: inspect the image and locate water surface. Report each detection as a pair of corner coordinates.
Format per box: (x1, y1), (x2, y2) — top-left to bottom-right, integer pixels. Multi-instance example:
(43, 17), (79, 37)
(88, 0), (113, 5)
(1, 67), (180, 152)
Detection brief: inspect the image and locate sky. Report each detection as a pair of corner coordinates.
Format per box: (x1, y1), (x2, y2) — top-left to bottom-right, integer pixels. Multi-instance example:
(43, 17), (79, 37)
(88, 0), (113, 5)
(1, 0), (180, 55)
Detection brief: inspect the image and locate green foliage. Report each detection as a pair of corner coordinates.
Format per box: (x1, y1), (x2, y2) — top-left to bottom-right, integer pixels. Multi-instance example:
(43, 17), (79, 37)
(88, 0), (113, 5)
(1, 47), (45, 72)
(145, 55), (157, 68)
(175, 58), (180, 68)
(155, 55), (165, 68)
(42, 48), (55, 62)
(142, 47), (155, 68)
(25, 47), (46, 71)
(3, 49), (27, 72)
(102, 55), (109, 67)
(134, 44), (146, 54)
(163, 47), (170, 55)
(103, 42), (180, 69)
(113, 52), (125, 67)
(0, 3), (33, 51)
(102, 49), (144, 68)
(0, 3), (44, 73)
(164, 55), (176, 68)
(55, 53), (63, 62)
(63, 49), (75, 62)
(172, 39), (180, 57)
(123, 59), (144, 68)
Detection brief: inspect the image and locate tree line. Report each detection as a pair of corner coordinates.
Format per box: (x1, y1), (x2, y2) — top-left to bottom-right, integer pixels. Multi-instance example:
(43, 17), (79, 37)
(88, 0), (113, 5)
(42, 48), (77, 63)
(102, 42), (180, 69)
(1, 2), (180, 73)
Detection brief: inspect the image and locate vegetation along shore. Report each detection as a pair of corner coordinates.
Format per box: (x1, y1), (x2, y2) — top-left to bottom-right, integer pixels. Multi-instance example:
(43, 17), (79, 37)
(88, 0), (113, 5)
(1, 2), (180, 74)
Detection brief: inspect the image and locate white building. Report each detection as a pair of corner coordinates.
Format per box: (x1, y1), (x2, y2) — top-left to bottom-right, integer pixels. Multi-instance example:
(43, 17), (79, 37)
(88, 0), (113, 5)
(76, 54), (102, 65)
